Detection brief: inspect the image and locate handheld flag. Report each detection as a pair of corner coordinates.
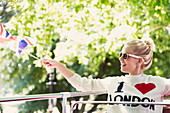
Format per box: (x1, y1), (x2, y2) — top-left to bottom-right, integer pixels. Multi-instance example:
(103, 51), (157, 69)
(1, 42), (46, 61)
(0, 23), (16, 42)
(17, 36), (34, 54)
(0, 23), (39, 60)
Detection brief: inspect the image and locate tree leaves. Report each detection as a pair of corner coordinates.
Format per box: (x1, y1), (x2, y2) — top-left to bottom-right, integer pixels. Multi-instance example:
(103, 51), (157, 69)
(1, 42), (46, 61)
(0, 0), (169, 112)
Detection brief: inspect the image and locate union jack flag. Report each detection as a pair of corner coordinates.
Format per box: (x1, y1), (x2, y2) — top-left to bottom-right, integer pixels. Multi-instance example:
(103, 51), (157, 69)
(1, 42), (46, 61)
(17, 36), (34, 54)
(0, 23), (35, 54)
(0, 23), (16, 40)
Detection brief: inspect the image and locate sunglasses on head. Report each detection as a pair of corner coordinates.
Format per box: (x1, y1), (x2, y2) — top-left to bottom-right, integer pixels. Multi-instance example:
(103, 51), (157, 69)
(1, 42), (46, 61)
(119, 52), (143, 59)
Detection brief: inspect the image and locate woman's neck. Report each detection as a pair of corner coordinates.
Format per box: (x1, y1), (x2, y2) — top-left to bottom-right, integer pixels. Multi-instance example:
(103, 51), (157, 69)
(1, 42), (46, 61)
(129, 67), (144, 76)
(129, 72), (144, 76)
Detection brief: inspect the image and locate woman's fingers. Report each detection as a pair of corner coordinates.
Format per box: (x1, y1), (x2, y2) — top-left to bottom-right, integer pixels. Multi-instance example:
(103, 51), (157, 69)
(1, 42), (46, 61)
(42, 59), (50, 65)
(42, 59), (51, 63)
(42, 59), (56, 67)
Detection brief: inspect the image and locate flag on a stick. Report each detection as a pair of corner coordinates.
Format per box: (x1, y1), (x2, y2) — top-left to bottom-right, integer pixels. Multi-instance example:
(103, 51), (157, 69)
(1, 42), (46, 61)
(0, 23), (39, 60)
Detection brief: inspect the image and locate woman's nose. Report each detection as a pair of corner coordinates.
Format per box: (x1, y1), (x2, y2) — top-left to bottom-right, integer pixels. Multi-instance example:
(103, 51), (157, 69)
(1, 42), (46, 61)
(119, 56), (123, 61)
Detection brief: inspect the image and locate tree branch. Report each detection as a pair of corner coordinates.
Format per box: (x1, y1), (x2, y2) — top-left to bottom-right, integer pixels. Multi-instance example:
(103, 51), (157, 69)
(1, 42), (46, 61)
(142, 24), (170, 33)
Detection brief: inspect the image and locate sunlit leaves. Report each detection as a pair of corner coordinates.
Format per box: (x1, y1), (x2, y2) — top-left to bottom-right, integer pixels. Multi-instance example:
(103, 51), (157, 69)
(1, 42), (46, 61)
(3, 0), (169, 76)
(0, 0), (168, 96)
(0, 0), (169, 112)
(127, 0), (170, 53)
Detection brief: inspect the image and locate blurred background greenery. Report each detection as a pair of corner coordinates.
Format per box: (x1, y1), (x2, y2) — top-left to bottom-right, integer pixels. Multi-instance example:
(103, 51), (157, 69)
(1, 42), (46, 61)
(0, 0), (169, 112)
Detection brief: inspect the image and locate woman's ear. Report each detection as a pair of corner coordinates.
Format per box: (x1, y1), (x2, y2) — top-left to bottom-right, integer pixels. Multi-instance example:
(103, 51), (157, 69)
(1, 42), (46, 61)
(137, 58), (143, 65)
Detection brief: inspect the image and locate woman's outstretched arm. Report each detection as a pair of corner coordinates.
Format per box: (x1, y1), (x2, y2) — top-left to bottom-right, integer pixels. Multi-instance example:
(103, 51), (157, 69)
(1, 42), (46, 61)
(42, 58), (109, 91)
(42, 59), (74, 79)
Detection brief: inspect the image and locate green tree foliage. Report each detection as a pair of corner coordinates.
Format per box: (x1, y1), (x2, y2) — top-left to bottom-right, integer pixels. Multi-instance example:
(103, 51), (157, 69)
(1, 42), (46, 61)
(0, 1), (15, 23)
(0, 0), (169, 112)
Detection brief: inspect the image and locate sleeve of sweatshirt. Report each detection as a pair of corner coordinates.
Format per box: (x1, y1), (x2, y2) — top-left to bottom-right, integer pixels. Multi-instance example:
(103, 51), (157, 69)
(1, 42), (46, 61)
(67, 73), (112, 91)
(163, 78), (170, 96)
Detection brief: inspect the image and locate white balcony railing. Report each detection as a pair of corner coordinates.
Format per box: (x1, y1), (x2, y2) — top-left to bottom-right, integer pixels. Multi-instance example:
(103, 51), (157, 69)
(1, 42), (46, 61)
(0, 91), (107, 113)
(0, 91), (169, 113)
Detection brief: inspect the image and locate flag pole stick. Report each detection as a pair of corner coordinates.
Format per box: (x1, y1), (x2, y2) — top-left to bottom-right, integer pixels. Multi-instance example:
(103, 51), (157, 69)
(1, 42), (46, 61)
(28, 53), (40, 60)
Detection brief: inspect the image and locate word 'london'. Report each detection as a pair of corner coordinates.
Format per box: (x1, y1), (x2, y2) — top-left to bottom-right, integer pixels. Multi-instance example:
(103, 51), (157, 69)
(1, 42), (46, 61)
(109, 94), (155, 111)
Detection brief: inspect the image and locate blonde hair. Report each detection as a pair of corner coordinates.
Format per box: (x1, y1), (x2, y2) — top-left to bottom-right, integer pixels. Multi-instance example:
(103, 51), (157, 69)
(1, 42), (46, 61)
(124, 38), (155, 70)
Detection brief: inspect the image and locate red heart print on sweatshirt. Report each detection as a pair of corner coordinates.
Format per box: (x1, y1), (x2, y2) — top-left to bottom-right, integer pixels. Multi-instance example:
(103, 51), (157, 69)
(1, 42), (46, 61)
(134, 83), (156, 95)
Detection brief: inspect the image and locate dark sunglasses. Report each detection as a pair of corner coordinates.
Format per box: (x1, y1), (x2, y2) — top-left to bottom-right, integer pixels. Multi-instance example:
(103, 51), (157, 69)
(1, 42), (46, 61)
(119, 52), (142, 59)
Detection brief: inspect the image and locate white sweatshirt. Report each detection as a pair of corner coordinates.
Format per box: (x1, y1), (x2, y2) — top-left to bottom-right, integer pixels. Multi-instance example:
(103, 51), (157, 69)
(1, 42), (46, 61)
(67, 74), (170, 113)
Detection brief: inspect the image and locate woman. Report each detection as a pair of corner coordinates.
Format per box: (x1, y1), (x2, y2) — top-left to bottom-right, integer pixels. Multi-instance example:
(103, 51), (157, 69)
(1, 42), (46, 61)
(42, 39), (170, 113)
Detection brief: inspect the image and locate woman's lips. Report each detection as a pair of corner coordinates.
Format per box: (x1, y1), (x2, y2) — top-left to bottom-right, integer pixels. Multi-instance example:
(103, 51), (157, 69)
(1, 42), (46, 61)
(121, 64), (126, 67)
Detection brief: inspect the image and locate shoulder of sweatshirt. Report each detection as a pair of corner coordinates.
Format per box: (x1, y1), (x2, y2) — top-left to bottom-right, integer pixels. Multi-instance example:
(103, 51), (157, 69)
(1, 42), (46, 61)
(102, 75), (126, 81)
(147, 75), (169, 85)
(103, 75), (169, 81)
(147, 75), (169, 80)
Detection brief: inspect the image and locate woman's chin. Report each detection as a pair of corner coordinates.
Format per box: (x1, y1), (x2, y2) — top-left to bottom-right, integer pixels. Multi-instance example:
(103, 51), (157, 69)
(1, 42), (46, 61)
(121, 68), (129, 73)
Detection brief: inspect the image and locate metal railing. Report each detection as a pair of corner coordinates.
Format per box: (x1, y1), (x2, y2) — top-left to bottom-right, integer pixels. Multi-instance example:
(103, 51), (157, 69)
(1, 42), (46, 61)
(0, 91), (169, 113)
(71, 100), (170, 113)
(0, 91), (107, 113)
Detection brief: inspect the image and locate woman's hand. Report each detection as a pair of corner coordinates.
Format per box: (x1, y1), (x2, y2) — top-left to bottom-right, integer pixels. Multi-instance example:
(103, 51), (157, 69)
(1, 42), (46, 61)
(42, 58), (75, 79)
(42, 59), (58, 68)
